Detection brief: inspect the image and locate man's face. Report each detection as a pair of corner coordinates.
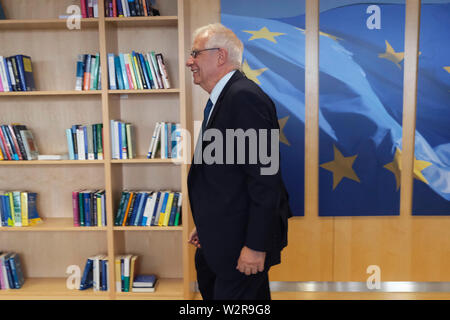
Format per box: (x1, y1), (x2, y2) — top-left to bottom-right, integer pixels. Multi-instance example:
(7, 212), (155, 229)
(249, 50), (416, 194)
(186, 35), (218, 93)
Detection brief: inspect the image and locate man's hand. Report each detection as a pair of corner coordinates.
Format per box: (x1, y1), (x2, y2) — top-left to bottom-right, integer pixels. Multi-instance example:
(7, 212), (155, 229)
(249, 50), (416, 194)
(188, 227), (201, 248)
(236, 246), (266, 275)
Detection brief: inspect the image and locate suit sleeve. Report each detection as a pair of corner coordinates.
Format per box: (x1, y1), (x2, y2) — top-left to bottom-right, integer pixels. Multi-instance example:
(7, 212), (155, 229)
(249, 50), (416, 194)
(229, 88), (281, 252)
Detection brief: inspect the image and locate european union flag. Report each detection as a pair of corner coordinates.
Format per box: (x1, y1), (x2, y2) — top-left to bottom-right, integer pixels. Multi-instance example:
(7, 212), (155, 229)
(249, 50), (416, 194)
(221, 0), (450, 216)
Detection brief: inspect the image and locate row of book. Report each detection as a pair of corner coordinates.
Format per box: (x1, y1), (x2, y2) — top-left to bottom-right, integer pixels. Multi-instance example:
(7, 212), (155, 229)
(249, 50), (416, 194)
(80, 254), (108, 291)
(114, 190), (182, 227)
(0, 124), (39, 161)
(72, 190), (107, 227)
(147, 122), (181, 159)
(0, 252), (24, 290)
(110, 120), (136, 159)
(66, 124), (104, 160)
(75, 54), (102, 91)
(107, 51), (171, 90)
(115, 255), (157, 292)
(105, 0), (160, 18)
(79, 0), (100, 18)
(0, 192), (42, 227)
(0, 55), (36, 92)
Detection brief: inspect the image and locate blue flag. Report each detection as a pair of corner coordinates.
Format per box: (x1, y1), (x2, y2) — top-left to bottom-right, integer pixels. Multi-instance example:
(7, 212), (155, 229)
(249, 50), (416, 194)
(221, 0), (450, 216)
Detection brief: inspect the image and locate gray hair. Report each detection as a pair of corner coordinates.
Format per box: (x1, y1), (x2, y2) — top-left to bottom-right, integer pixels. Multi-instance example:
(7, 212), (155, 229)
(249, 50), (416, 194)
(193, 23), (243, 69)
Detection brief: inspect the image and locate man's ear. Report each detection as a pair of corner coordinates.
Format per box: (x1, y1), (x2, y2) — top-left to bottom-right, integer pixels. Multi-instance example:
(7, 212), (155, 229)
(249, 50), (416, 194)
(217, 48), (228, 66)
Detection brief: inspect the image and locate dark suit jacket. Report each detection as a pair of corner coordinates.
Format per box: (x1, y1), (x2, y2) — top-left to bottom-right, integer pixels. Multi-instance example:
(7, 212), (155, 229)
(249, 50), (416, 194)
(188, 70), (292, 280)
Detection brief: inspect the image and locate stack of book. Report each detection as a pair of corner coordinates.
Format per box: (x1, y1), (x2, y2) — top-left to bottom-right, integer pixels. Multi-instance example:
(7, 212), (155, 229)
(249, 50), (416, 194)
(72, 190), (107, 227)
(0, 252), (25, 289)
(107, 51), (170, 90)
(66, 124), (104, 160)
(79, 0), (100, 18)
(0, 124), (38, 161)
(105, 0), (160, 17)
(110, 120), (136, 159)
(75, 54), (102, 91)
(147, 122), (181, 159)
(79, 254), (108, 291)
(114, 190), (182, 227)
(0, 55), (36, 92)
(0, 192), (42, 227)
(132, 274), (157, 292)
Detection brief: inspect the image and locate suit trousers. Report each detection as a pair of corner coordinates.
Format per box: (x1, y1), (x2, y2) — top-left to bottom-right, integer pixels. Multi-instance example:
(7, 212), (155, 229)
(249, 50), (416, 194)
(195, 248), (271, 300)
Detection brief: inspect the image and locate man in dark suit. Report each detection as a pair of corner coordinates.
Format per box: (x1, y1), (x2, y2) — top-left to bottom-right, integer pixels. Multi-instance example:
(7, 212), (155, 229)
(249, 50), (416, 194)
(186, 23), (292, 300)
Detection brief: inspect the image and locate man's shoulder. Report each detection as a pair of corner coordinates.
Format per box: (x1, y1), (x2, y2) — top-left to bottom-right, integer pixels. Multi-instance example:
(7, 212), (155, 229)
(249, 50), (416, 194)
(226, 73), (272, 103)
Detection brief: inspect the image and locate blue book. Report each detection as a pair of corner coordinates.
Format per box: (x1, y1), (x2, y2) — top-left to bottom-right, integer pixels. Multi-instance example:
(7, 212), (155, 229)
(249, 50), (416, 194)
(15, 55), (28, 91)
(9, 253), (25, 289)
(119, 54), (129, 90)
(116, 0), (124, 16)
(171, 123), (177, 159)
(66, 128), (75, 160)
(133, 274), (156, 287)
(168, 192), (179, 226)
(3, 194), (13, 226)
(114, 55), (124, 90)
(79, 258), (94, 290)
(134, 192), (149, 226)
(150, 192), (161, 226)
(27, 192), (41, 225)
(83, 126), (88, 160)
(0, 2), (6, 20)
(0, 194), (4, 226)
(118, 122), (123, 159)
(138, 53), (152, 89)
(4, 253), (15, 289)
(128, 192), (141, 226)
(83, 192), (92, 227)
(100, 259), (107, 291)
(92, 124), (97, 160)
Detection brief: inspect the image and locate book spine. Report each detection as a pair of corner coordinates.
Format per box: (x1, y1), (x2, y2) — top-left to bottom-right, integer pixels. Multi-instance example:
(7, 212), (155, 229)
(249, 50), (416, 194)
(150, 51), (163, 89)
(72, 191), (80, 226)
(96, 123), (103, 160)
(80, 0), (88, 18)
(20, 192), (28, 227)
(87, 125), (94, 160)
(12, 192), (22, 227)
(0, 127), (11, 160)
(92, 123), (97, 160)
(156, 53), (171, 89)
(146, 53), (159, 89)
(130, 52), (142, 89)
(6, 58), (16, 91)
(108, 54), (117, 90)
(1, 57), (12, 91)
(16, 55), (28, 91)
(121, 122), (127, 159)
(7, 125), (23, 160)
(125, 54), (137, 90)
(10, 56), (23, 91)
(142, 53), (155, 89)
(137, 53), (150, 89)
(0, 56), (9, 92)
(78, 192), (85, 226)
(114, 55), (124, 90)
(168, 192), (179, 226)
(174, 193), (182, 226)
(83, 54), (91, 91)
(2, 125), (18, 160)
(119, 54), (129, 90)
(66, 128), (75, 160)
(148, 191), (161, 226)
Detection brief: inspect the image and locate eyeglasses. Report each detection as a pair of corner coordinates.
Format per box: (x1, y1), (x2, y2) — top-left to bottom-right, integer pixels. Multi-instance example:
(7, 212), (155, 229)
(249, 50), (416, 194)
(190, 48), (220, 58)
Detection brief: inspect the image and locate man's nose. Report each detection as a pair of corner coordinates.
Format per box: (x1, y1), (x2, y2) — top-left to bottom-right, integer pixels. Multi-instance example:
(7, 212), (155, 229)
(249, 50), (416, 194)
(186, 56), (194, 67)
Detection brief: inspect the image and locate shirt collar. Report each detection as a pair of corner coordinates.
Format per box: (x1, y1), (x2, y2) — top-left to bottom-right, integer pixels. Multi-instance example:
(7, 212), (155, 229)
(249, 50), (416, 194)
(209, 70), (236, 105)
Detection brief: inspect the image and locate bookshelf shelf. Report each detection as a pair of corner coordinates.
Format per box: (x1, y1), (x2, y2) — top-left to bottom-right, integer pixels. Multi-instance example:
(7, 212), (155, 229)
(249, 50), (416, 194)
(108, 89), (180, 94)
(0, 90), (102, 97)
(0, 278), (109, 300)
(0, 18), (99, 30)
(115, 278), (183, 300)
(113, 225), (183, 231)
(0, 160), (105, 165)
(0, 218), (107, 231)
(105, 16), (178, 27)
(111, 156), (180, 164)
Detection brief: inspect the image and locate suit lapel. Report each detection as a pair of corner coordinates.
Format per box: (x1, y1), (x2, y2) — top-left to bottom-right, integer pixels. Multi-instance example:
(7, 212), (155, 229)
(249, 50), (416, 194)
(204, 70), (245, 131)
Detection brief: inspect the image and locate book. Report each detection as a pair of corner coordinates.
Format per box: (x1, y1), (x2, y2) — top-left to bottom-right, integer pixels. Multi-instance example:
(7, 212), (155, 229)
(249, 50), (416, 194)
(20, 129), (39, 160)
(156, 53), (171, 89)
(37, 154), (69, 160)
(79, 256), (94, 290)
(75, 54), (85, 91)
(0, 1), (6, 20)
(133, 274), (156, 287)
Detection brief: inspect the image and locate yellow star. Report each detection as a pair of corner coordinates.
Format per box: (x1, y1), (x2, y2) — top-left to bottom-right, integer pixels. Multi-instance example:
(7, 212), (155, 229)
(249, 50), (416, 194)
(278, 116), (290, 146)
(320, 145), (360, 190)
(242, 60), (267, 85)
(383, 147), (433, 190)
(444, 66), (450, 73)
(295, 27), (342, 41)
(243, 26), (285, 43)
(378, 40), (404, 69)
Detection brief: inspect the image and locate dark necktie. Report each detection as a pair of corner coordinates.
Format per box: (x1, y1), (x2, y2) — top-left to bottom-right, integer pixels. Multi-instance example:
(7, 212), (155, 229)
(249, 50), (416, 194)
(202, 99), (213, 132)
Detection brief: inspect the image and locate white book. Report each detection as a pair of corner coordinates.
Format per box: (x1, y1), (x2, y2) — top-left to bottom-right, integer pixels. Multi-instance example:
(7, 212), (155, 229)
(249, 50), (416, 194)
(110, 120), (116, 159)
(113, 120), (120, 159)
(151, 122), (162, 159)
(108, 54), (116, 90)
(0, 56), (10, 92)
(156, 54), (171, 89)
(77, 128), (86, 160)
(93, 0), (98, 17)
(93, 254), (105, 292)
(89, 54), (97, 90)
(147, 122), (160, 159)
(174, 123), (181, 159)
(132, 286), (156, 293)
(7, 59), (16, 90)
(146, 191), (159, 226)
(75, 55), (84, 91)
(150, 52), (163, 89)
(0, 253), (10, 289)
(141, 192), (154, 226)
(38, 154), (69, 160)
(121, 0), (129, 17)
(160, 122), (167, 159)
(146, 53), (160, 89)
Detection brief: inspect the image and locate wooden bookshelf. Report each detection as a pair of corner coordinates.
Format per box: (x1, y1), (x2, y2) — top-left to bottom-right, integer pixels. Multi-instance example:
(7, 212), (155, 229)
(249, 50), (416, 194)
(0, 0), (193, 300)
